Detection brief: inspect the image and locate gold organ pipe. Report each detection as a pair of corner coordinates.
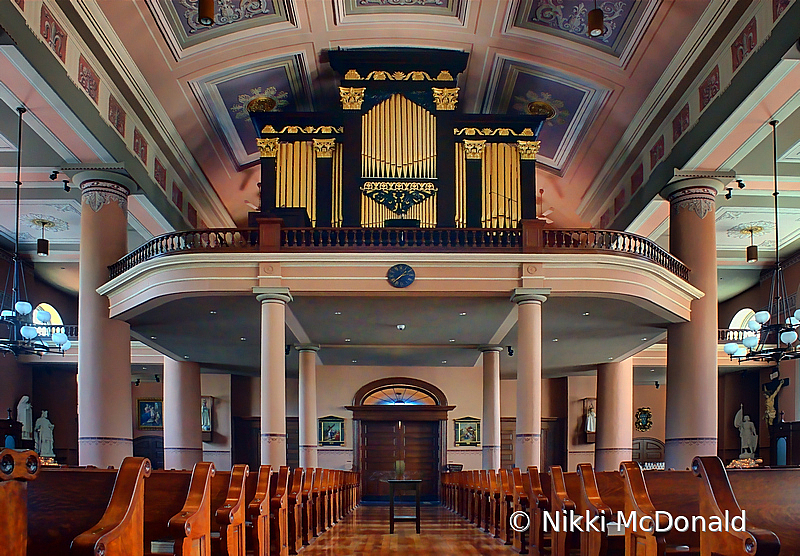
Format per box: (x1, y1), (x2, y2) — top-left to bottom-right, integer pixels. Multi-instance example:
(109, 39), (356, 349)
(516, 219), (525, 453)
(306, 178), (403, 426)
(455, 143), (466, 227)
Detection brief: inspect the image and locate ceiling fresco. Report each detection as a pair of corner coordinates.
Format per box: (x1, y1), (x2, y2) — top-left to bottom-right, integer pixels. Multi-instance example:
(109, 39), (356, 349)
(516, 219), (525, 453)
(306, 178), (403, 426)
(191, 53), (313, 168)
(511, 0), (648, 57)
(152, 0), (293, 51)
(339, 0), (465, 18)
(482, 55), (608, 172)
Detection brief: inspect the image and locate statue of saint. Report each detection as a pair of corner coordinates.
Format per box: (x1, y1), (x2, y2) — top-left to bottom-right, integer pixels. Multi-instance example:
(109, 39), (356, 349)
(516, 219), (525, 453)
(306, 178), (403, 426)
(201, 399), (211, 432)
(34, 410), (55, 458)
(734, 404), (758, 459)
(585, 405), (596, 433)
(763, 378), (789, 425)
(16, 395), (33, 440)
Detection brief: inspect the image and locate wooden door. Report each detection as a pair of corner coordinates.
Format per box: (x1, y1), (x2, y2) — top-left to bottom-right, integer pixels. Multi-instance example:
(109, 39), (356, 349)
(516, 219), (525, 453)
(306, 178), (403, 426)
(360, 419), (440, 501)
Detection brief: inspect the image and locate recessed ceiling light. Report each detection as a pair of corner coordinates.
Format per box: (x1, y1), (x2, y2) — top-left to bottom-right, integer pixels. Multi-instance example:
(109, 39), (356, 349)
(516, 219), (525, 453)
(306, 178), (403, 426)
(240, 337), (246, 341)
(334, 311), (342, 315)
(608, 357), (613, 360)
(142, 366), (147, 370)
(641, 337), (647, 341)
(150, 336), (157, 340)
(351, 359), (357, 363)
(184, 355), (189, 359)
(60, 266), (65, 270)
(552, 338), (558, 342)
(396, 324), (406, 330)
(449, 339), (456, 342)
(459, 312), (467, 316)
(583, 312), (590, 316)
(441, 360), (447, 364)
(209, 310), (217, 314)
(650, 369), (655, 372)
(345, 338), (351, 342)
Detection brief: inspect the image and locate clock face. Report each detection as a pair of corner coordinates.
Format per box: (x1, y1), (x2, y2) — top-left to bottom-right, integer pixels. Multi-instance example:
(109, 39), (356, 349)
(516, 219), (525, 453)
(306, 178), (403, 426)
(387, 264), (415, 288)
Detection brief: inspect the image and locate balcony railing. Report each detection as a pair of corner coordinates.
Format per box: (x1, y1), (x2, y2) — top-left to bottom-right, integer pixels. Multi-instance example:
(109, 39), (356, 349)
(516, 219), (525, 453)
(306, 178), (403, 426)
(718, 329), (757, 343)
(108, 223), (689, 282)
(35, 324), (79, 339)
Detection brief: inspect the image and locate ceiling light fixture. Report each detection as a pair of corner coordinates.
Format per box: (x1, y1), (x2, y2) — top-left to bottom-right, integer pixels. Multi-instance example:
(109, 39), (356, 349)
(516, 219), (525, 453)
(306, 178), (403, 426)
(63, 180), (70, 192)
(459, 312), (467, 316)
(725, 120), (800, 363)
(588, 0), (604, 37)
(737, 179), (746, 189)
(745, 228), (759, 263)
(396, 324), (406, 330)
(724, 187), (733, 200)
(198, 0), (215, 26)
(33, 219), (54, 257)
(49, 170), (58, 180)
(0, 107), (69, 357)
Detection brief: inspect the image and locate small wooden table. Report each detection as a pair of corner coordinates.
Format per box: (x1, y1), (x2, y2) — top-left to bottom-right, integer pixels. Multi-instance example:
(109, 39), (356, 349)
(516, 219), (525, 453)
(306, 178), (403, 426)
(388, 479), (422, 534)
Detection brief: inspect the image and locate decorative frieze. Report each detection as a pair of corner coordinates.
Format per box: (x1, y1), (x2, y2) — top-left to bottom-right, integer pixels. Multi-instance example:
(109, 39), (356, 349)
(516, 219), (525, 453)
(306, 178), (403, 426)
(672, 104), (689, 142)
(339, 87), (366, 110)
(454, 127), (535, 137)
(256, 137), (279, 158)
(699, 65), (720, 111)
(261, 125), (343, 134)
(78, 55), (99, 103)
(432, 87), (459, 111)
(133, 128), (148, 164)
(40, 4), (67, 63)
(81, 181), (130, 213)
(731, 17), (757, 73)
(108, 95), (126, 137)
(344, 69), (454, 81)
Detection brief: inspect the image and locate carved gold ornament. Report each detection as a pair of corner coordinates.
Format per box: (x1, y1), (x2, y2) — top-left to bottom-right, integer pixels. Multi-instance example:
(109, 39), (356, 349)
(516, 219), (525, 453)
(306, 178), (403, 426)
(463, 140), (487, 160)
(454, 127), (535, 137)
(339, 87), (366, 110)
(260, 125), (343, 134)
(432, 87), (459, 111)
(313, 138), (336, 158)
(344, 69), (454, 81)
(517, 140), (541, 160)
(256, 137), (279, 158)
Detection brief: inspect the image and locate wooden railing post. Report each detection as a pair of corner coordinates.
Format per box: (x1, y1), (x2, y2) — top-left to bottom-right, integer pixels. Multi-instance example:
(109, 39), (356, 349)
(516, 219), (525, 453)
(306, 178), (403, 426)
(258, 218), (283, 253)
(521, 219), (547, 253)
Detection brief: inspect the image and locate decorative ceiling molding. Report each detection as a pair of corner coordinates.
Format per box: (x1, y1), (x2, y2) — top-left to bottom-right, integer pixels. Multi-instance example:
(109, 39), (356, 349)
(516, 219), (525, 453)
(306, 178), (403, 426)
(333, 0), (468, 25)
(481, 54), (609, 173)
(0, 131), (14, 152)
(190, 53), (314, 169)
(147, 0), (297, 59)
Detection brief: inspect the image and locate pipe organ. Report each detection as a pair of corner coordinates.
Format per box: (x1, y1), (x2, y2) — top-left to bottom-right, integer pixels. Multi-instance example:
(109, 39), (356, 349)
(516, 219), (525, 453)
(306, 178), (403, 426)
(250, 48), (546, 229)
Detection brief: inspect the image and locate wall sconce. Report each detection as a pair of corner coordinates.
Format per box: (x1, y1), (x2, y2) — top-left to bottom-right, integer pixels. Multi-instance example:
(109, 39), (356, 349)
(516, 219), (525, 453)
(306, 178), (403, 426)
(198, 0), (215, 26)
(588, 1), (604, 37)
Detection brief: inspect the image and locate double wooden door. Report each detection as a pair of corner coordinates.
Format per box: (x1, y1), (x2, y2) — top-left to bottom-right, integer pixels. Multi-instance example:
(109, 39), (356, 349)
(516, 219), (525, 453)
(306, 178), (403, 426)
(360, 419), (440, 501)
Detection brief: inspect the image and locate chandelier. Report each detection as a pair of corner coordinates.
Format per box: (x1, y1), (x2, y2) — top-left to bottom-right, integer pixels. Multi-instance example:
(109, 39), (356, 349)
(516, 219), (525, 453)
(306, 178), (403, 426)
(0, 107), (70, 357)
(724, 120), (800, 363)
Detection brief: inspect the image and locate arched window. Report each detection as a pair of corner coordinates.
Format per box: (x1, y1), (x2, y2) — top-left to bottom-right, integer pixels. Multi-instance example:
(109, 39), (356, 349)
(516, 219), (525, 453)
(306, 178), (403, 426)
(362, 385), (437, 406)
(729, 308), (755, 330)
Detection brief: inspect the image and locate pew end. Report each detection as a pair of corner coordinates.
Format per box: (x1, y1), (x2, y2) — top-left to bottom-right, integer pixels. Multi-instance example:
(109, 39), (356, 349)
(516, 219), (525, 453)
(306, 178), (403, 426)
(167, 462), (216, 556)
(70, 457), (152, 556)
(247, 465), (271, 556)
(0, 449), (40, 556)
(692, 457), (780, 556)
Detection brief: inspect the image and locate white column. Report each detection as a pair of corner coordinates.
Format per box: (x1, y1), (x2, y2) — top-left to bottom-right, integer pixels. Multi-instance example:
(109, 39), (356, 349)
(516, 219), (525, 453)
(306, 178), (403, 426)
(595, 359), (633, 471)
(297, 344), (319, 468)
(255, 287), (292, 466)
(661, 178), (723, 469)
(163, 357), (203, 470)
(76, 172), (136, 468)
(481, 346), (502, 469)
(511, 288), (550, 469)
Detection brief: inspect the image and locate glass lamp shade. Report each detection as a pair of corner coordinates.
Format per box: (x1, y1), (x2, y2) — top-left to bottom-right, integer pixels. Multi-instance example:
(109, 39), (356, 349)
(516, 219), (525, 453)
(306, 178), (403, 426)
(724, 342), (740, 355)
(742, 335), (759, 349)
(747, 320), (761, 331)
(36, 309), (51, 323)
(755, 310), (771, 324)
(794, 309), (800, 321)
(1, 310), (14, 318)
(20, 325), (38, 340)
(51, 332), (68, 346)
(734, 347), (747, 357)
(15, 301), (32, 316)
(62, 340), (72, 351)
(787, 317), (800, 327)
(781, 330), (798, 345)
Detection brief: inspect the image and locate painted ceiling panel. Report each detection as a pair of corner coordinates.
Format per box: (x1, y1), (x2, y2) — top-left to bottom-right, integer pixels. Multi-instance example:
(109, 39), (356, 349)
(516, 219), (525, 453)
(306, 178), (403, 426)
(482, 56), (608, 171)
(153, 0), (292, 50)
(191, 53), (313, 168)
(340, 0), (464, 17)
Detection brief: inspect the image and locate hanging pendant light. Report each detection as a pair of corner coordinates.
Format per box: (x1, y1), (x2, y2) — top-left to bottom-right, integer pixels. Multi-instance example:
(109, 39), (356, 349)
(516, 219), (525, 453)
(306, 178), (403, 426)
(746, 229), (758, 263)
(198, 0), (215, 26)
(588, 1), (604, 37)
(36, 220), (50, 257)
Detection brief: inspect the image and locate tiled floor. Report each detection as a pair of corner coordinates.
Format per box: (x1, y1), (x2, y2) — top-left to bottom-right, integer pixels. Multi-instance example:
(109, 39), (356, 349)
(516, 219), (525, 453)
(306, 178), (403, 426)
(299, 505), (518, 554)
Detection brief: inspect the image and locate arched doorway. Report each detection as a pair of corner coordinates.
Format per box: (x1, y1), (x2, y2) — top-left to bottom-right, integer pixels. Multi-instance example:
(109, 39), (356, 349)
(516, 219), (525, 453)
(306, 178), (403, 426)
(346, 378), (455, 502)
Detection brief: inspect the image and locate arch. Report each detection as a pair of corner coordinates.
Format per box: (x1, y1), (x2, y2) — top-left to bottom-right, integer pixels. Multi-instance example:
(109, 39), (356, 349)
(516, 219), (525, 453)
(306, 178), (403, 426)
(729, 307), (755, 330)
(353, 377), (448, 406)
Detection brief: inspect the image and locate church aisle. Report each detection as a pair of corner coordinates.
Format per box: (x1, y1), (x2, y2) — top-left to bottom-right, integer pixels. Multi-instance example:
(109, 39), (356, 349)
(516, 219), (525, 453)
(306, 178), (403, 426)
(300, 504), (518, 555)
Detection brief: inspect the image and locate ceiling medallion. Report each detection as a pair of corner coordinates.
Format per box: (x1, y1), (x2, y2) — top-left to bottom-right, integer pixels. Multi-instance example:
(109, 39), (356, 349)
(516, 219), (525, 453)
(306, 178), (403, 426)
(247, 96), (277, 113)
(527, 100), (557, 119)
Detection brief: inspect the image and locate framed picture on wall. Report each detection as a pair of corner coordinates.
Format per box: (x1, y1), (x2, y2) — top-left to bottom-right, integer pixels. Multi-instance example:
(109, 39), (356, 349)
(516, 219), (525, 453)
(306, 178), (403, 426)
(137, 398), (163, 430)
(454, 417), (480, 446)
(318, 415), (345, 446)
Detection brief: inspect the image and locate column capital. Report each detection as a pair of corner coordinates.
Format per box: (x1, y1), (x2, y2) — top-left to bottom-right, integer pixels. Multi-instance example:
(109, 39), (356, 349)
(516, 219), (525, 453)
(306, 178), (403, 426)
(660, 172), (734, 219)
(511, 287), (550, 305)
(478, 345), (503, 353)
(76, 171), (135, 214)
(254, 286), (292, 304)
(295, 344), (320, 353)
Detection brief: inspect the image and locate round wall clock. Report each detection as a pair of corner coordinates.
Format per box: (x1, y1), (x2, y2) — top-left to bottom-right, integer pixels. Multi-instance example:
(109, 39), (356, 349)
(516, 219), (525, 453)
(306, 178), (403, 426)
(387, 264), (415, 288)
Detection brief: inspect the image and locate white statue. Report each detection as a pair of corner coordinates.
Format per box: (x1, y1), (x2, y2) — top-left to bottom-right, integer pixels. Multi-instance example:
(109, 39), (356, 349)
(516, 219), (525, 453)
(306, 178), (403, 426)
(734, 404), (758, 459)
(16, 395), (33, 440)
(201, 399), (211, 432)
(34, 410), (55, 458)
(585, 405), (596, 433)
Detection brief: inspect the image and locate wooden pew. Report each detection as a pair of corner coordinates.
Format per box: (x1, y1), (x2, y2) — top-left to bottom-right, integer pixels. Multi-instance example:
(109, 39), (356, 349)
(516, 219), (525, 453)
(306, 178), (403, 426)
(468, 470), (478, 524)
(525, 466), (551, 556)
(70, 457), (151, 556)
(269, 466), (290, 556)
(488, 470), (501, 538)
(692, 456), (783, 556)
(212, 464), (249, 556)
(511, 467), (530, 554)
(0, 449), (40, 556)
(575, 463), (624, 556)
(143, 462), (216, 556)
(309, 467), (323, 538)
(286, 468), (304, 554)
(620, 462), (700, 556)
(499, 469), (514, 544)
(246, 465), (271, 556)
(550, 466), (581, 556)
(300, 468), (315, 546)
